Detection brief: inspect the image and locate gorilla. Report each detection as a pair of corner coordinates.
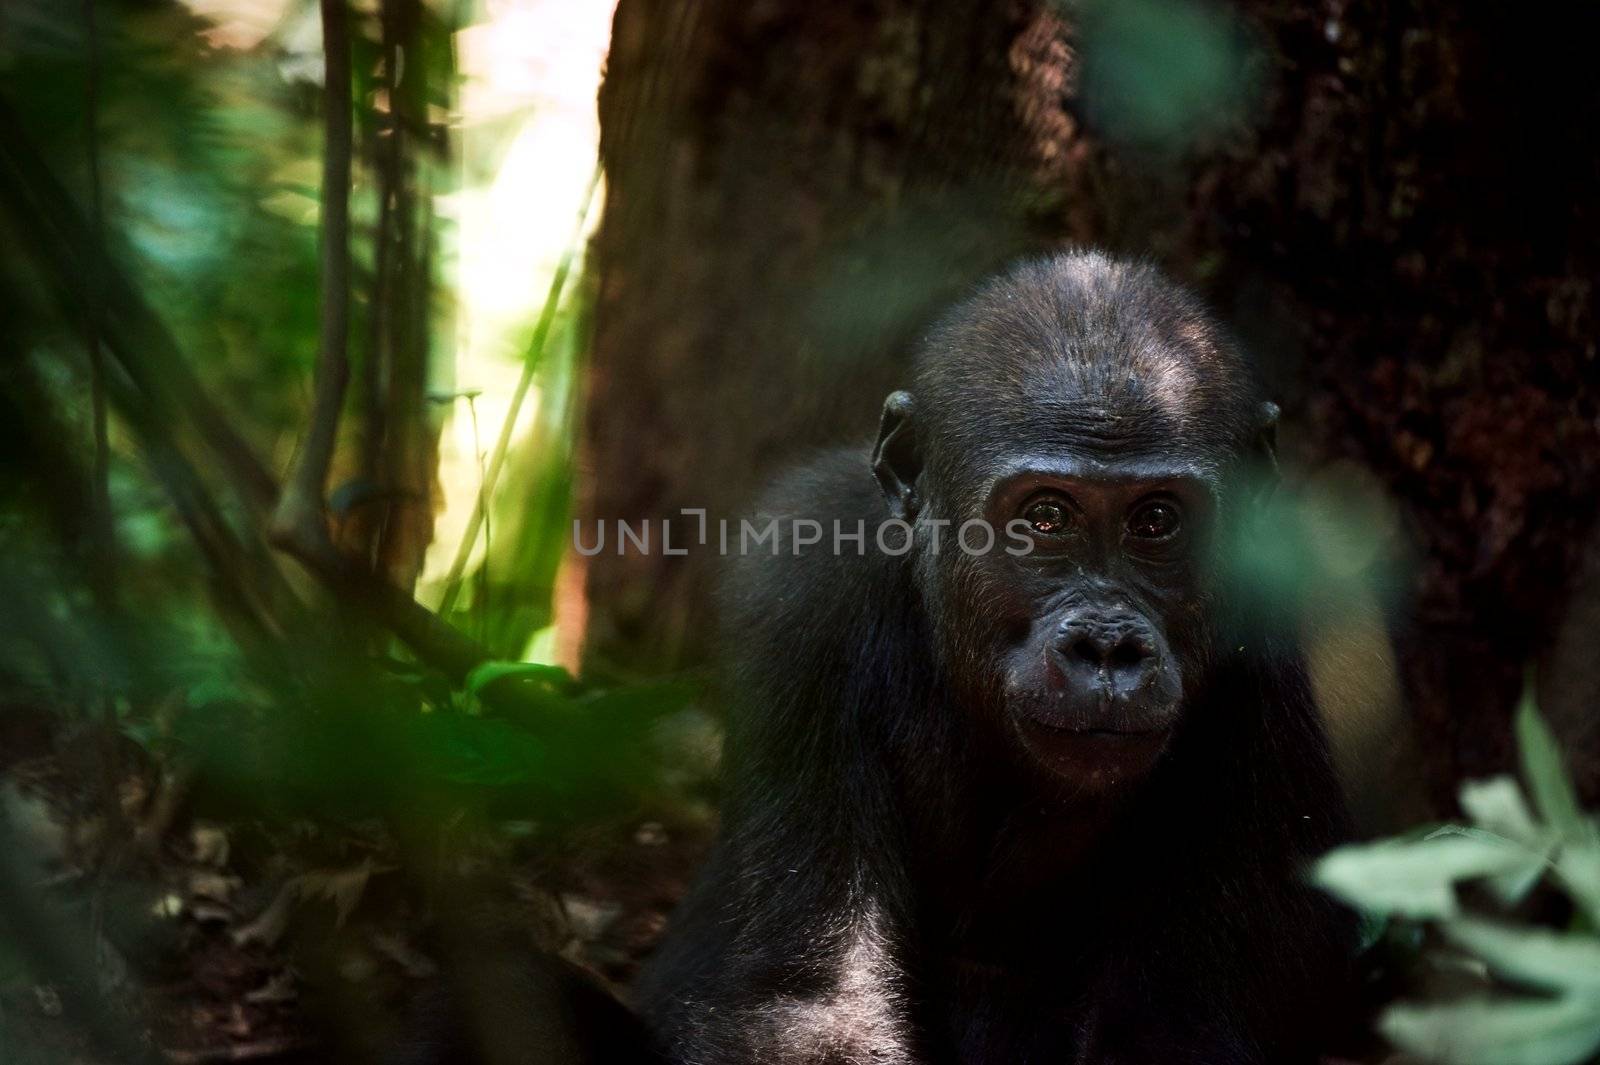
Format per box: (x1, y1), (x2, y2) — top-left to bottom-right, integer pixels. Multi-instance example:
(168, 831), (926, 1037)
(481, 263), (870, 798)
(635, 250), (1358, 1064)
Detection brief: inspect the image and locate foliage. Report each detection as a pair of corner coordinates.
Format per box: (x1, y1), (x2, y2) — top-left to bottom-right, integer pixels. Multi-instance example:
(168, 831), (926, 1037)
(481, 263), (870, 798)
(0, 0), (661, 816)
(1071, 0), (1264, 149)
(1314, 681), (1600, 1065)
(0, 7), (700, 1056)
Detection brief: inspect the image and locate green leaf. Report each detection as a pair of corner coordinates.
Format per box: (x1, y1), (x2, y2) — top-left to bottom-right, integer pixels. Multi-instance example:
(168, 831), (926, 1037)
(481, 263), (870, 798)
(1516, 677), (1585, 839)
(1457, 777), (1561, 903)
(410, 712), (552, 788)
(1075, 0), (1261, 148)
(1506, 675), (1600, 925)
(1462, 776), (1546, 845)
(1380, 995), (1600, 1065)
(1555, 835), (1600, 930)
(464, 660), (573, 698)
(1313, 832), (1543, 919)
(1442, 918), (1600, 994)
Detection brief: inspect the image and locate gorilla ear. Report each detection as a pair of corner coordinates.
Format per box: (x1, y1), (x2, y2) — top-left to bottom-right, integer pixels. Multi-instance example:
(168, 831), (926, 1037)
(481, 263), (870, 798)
(872, 390), (922, 520)
(1253, 399), (1281, 485)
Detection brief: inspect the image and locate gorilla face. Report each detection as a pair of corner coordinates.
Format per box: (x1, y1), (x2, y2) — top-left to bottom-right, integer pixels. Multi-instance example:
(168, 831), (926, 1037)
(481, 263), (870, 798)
(870, 255), (1276, 795)
(967, 445), (1219, 791)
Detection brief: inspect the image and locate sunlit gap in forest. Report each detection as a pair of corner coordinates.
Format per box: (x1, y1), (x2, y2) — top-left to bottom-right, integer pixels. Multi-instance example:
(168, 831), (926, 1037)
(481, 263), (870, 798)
(425, 0), (612, 670)
(182, 0), (613, 669)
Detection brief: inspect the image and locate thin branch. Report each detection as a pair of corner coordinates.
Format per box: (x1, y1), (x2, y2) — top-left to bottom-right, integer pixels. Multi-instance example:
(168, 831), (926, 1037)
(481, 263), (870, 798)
(270, 0), (354, 551)
(270, 522), (490, 683)
(82, 0), (115, 594)
(360, 116), (395, 491)
(436, 167), (601, 616)
(79, 0), (131, 842)
(372, 0), (435, 591)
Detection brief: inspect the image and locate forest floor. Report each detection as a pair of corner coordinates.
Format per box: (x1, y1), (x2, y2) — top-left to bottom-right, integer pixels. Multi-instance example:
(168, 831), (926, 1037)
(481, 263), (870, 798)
(0, 700), (713, 1064)
(2, 697), (1390, 1065)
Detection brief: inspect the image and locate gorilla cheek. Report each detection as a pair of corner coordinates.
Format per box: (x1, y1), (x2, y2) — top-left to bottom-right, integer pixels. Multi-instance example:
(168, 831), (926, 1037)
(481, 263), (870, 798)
(930, 562), (1030, 702)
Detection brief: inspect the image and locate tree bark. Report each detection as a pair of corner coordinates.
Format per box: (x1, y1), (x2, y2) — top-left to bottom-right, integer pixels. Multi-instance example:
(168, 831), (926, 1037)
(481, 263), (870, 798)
(584, 0), (1062, 670)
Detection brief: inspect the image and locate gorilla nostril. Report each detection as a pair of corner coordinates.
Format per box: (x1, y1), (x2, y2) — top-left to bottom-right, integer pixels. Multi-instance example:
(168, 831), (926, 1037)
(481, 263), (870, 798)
(1071, 638), (1103, 666)
(1109, 638), (1149, 669)
(1054, 622), (1157, 678)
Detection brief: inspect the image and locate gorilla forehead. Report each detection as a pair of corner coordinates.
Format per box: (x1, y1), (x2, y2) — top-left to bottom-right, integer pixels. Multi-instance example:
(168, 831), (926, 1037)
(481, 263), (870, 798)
(912, 250), (1261, 478)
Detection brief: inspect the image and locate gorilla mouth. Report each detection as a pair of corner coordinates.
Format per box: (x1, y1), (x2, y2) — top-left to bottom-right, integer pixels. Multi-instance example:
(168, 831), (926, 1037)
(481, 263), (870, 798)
(1011, 696), (1178, 740)
(1011, 712), (1175, 787)
(1024, 720), (1170, 738)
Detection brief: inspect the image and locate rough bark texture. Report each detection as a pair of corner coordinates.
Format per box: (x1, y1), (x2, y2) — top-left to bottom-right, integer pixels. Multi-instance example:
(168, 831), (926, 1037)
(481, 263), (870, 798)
(584, 0), (1061, 668)
(585, 0), (1600, 806)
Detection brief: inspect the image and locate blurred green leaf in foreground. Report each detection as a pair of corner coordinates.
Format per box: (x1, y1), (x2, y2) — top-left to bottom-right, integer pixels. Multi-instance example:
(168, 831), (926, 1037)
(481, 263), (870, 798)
(1313, 678), (1600, 1065)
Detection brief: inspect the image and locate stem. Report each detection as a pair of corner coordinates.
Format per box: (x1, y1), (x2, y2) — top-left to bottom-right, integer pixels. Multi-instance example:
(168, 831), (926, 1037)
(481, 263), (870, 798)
(372, 0), (436, 591)
(81, 0), (127, 841)
(270, 0), (354, 551)
(82, 0), (113, 593)
(435, 167), (601, 616)
(360, 2), (402, 494)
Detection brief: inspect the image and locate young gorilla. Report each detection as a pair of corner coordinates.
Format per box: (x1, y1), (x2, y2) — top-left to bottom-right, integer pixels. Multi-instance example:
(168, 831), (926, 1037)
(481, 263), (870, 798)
(636, 250), (1357, 1063)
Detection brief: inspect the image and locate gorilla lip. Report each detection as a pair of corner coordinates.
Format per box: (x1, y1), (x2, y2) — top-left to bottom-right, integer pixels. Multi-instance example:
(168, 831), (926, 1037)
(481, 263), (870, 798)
(1019, 716), (1171, 739)
(1012, 715), (1174, 786)
(1031, 723), (1168, 737)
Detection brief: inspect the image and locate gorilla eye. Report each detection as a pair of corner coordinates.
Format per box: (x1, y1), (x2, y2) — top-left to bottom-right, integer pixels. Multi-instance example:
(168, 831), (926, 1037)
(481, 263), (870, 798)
(1128, 499), (1182, 541)
(1022, 496), (1072, 536)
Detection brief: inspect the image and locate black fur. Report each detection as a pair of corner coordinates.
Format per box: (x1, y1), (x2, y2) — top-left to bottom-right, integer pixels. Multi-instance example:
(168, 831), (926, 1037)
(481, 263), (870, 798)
(636, 250), (1356, 1064)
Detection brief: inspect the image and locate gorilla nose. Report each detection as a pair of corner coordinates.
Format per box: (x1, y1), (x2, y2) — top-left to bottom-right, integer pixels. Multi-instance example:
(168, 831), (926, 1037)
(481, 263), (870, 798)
(1052, 619), (1157, 695)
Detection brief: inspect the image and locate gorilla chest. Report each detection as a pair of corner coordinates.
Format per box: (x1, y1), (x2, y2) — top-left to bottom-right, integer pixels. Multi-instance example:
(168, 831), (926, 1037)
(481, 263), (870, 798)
(931, 955), (1105, 1063)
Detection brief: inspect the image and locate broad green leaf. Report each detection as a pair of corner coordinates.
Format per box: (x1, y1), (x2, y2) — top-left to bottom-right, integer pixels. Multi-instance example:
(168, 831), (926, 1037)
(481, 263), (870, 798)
(1489, 858), (1559, 909)
(1075, 0), (1261, 148)
(1314, 832), (1542, 919)
(410, 712), (552, 788)
(1356, 910), (1391, 954)
(1516, 681), (1585, 838)
(1442, 918), (1600, 993)
(464, 659), (573, 697)
(1555, 835), (1600, 929)
(1512, 681), (1600, 923)
(186, 676), (255, 709)
(1380, 995), (1600, 1065)
(1461, 776), (1546, 846)
(1459, 776), (1557, 902)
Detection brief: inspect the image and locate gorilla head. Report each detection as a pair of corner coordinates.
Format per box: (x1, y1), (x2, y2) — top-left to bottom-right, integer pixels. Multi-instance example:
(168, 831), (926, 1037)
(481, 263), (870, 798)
(871, 251), (1279, 791)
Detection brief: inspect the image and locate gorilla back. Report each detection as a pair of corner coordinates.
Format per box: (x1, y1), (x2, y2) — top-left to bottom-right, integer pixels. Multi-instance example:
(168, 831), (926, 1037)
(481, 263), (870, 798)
(637, 250), (1357, 1064)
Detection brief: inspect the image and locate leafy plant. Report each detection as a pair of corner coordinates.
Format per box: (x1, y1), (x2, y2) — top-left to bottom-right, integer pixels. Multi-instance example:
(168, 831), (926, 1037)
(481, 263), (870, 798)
(1313, 681), (1600, 1065)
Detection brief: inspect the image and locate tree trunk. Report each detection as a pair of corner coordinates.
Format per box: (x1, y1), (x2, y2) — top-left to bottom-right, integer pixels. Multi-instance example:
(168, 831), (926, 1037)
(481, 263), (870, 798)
(584, 0), (1065, 669)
